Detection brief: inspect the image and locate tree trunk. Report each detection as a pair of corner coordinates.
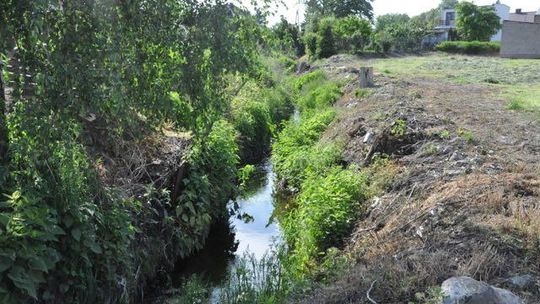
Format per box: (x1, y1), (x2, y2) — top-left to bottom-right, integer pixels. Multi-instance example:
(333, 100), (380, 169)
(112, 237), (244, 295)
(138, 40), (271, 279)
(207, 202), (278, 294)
(0, 58), (8, 164)
(359, 67), (374, 88)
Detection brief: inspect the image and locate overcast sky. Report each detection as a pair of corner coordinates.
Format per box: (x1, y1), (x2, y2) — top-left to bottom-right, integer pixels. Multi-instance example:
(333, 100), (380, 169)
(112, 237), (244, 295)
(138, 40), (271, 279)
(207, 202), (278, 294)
(266, 0), (540, 25)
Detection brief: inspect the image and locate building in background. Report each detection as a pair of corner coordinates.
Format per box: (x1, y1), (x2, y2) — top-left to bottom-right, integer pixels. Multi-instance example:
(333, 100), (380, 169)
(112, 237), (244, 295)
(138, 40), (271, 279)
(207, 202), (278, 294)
(501, 8), (540, 58)
(432, 1), (510, 43)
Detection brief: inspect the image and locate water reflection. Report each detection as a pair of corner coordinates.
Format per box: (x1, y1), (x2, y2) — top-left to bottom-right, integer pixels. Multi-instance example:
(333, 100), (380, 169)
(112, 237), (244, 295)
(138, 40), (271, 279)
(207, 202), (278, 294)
(172, 159), (281, 290)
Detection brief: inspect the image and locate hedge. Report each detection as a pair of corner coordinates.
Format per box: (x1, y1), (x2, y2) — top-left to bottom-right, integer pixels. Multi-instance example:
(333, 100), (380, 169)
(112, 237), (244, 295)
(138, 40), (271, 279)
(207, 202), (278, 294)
(436, 41), (500, 54)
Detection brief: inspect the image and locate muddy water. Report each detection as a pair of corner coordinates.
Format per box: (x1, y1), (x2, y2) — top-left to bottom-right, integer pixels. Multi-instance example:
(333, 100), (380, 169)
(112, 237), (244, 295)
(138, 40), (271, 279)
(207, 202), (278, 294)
(171, 160), (281, 300)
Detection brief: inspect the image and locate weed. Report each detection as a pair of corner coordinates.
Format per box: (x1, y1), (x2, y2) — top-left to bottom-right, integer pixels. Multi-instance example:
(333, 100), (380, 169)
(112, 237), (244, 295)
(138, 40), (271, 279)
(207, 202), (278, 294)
(507, 99), (525, 110)
(457, 128), (474, 144)
(355, 88), (371, 98)
(167, 276), (209, 304)
(372, 111), (387, 121)
(411, 287), (445, 304)
(219, 252), (288, 304)
(292, 70), (326, 91)
(422, 143), (439, 156)
(438, 130), (451, 139)
(391, 119), (407, 137)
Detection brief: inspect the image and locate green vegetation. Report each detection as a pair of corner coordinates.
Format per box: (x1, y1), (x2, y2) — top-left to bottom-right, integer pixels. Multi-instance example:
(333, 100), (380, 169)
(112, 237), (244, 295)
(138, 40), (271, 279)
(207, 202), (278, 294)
(458, 128), (475, 144)
(0, 0), (296, 302)
(456, 1), (501, 41)
(272, 70), (398, 285)
(355, 88), (372, 98)
(436, 41), (500, 54)
(283, 167), (368, 275)
(304, 16), (372, 59)
(219, 253), (288, 304)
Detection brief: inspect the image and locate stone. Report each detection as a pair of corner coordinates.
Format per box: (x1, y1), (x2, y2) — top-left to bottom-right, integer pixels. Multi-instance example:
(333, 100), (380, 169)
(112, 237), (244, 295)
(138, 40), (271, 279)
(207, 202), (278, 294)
(441, 276), (524, 304)
(363, 131), (374, 144)
(507, 274), (536, 290)
(296, 61), (311, 74)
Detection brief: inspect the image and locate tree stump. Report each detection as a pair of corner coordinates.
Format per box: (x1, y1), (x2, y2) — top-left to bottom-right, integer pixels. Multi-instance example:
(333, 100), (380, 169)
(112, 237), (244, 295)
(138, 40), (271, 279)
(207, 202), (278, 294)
(359, 67), (374, 88)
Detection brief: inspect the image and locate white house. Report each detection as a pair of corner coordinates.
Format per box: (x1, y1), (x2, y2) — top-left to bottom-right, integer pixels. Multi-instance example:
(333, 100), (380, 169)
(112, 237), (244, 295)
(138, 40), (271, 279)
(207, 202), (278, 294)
(433, 1), (511, 42)
(491, 1), (510, 41)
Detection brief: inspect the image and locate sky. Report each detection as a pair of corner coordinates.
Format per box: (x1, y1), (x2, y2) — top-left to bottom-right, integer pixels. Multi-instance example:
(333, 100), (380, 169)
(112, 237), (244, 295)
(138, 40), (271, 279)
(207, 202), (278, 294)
(266, 0), (540, 25)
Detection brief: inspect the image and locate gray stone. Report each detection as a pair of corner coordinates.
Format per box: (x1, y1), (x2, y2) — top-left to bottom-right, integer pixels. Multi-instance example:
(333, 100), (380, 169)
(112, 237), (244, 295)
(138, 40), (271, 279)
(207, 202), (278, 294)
(296, 61), (311, 74)
(441, 276), (524, 304)
(507, 274), (536, 290)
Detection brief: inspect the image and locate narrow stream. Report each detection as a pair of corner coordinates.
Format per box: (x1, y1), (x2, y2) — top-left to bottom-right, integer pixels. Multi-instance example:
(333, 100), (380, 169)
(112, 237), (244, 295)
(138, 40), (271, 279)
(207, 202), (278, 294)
(171, 159), (281, 301)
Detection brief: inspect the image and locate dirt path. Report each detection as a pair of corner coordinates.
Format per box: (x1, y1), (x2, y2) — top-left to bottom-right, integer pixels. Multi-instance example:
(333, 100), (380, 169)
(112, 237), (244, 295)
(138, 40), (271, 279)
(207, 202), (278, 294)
(302, 56), (540, 303)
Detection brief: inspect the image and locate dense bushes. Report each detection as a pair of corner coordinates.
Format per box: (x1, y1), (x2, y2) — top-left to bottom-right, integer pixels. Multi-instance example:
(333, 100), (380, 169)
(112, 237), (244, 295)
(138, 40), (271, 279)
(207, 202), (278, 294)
(436, 41), (500, 54)
(0, 0), (273, 302)
(304, 16), (372, 59)
(283, 167), (368, 274)
(373, 22), (427, 53)
(272, 70), (372, 278)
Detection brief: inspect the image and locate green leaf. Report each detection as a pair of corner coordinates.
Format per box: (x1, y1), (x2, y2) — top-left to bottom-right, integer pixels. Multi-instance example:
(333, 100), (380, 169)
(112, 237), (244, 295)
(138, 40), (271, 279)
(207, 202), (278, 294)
(0, 214), (9, 227)
(7, 266), (38, 299)
(71, 228), (81, 241)
(29, 257), (48, 273)
(84, 239), (102, 254)
(49, 225), (65, 236)
(0, 256), (13, 273)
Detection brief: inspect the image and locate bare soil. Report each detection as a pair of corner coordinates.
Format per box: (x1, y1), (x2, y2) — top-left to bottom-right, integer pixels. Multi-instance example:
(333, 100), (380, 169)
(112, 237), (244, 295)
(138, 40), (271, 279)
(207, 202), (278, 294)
(303, 55), (540, 303)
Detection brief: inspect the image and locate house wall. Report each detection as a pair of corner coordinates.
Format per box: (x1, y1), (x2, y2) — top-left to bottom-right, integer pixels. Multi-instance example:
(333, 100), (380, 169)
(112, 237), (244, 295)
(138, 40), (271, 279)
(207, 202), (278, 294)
(509, 12), (536, 23)
(501, 21), (540, 58)
(491, 4), (510, 41)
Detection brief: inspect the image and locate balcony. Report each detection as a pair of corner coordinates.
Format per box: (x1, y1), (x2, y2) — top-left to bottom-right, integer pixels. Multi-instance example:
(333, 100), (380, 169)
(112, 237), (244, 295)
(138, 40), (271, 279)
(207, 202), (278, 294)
(437, 19), (456, 28)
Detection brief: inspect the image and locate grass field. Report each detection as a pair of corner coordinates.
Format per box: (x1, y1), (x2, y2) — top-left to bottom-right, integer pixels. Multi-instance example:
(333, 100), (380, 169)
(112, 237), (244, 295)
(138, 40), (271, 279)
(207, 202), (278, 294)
(369, 54), (540, 116)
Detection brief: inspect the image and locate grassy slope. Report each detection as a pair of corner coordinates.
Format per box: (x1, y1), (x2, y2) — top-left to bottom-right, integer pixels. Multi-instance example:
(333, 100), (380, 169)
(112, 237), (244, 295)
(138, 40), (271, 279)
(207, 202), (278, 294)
(370, 54), (540, 116)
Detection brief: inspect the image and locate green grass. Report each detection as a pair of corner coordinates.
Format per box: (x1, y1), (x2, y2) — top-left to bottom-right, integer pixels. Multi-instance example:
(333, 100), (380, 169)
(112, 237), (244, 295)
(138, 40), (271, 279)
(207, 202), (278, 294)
(370, 54), (540, 116)
(503, 84), (540, 114)
(355, 88), (371, 98)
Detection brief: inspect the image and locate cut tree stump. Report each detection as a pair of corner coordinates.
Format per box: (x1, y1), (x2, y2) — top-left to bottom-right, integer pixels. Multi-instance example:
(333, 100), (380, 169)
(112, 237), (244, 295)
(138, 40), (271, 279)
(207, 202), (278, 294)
(359, 67), (374, 88)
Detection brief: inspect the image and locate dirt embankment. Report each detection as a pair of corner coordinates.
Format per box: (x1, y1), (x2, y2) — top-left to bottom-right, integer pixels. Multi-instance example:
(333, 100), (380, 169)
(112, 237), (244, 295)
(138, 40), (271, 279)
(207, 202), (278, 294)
(304, 55), (540, 303)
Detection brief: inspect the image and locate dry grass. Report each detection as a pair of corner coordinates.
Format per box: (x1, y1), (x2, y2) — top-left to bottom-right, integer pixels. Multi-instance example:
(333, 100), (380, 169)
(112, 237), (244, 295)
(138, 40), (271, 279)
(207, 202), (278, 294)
(298, 53), (540, 303)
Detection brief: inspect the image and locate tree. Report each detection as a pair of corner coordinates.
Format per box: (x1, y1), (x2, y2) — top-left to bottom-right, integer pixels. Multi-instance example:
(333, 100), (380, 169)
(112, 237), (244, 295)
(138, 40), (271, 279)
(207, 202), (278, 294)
(317, 18), (337, 58)
(440, 0), (458, 9)
(334, 16), (372, 52)
(456, 1), (501, 41)
(305, 0), (374, 24)
(410, 0), (459, 29)
(273, 17), (305, 56)
(376, 14), (410, 32)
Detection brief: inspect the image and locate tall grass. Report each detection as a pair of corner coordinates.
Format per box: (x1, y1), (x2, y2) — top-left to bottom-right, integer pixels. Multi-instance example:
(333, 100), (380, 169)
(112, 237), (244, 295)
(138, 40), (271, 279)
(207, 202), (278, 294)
(219, 252), (288, 304)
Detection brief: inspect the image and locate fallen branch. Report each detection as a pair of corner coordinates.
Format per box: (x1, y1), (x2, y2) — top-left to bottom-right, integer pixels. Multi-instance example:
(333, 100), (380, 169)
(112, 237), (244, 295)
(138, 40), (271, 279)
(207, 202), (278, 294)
(367, 280), (378, 304)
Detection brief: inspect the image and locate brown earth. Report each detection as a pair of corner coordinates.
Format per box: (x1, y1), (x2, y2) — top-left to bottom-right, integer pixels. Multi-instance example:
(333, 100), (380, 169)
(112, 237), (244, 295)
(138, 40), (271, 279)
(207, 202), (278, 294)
(302, 55), (540, 303)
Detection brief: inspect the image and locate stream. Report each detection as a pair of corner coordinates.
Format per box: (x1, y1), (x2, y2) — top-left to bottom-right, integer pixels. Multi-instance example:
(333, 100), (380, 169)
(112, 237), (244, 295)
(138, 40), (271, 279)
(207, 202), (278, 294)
(171, 159), (281, 301)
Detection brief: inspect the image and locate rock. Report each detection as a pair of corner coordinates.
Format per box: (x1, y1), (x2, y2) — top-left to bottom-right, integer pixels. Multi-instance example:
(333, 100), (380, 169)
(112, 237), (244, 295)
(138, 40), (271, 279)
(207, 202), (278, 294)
(449, 151), (465, 161)
(363, 131), (374, 144)
(441, 276), (524, 304)
(296, 61), (311, 74)
(507, 274), (536, 290)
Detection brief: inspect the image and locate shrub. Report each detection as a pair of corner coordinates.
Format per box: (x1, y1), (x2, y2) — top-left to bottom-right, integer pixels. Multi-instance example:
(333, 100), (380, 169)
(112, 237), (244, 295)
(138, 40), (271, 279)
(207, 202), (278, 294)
(272, 111), (339, 188)
(283, 167), (368, 274)
(333, 16), (372, 52)
(304, 32), (319, 59)
(231, 99), (272, 164)
(297, 82), (341, 112)
(436, 41), (500, 54)
(278, 56), (298, 73)
(291, 70), (326, 92)
(316, 18), (337, 59)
